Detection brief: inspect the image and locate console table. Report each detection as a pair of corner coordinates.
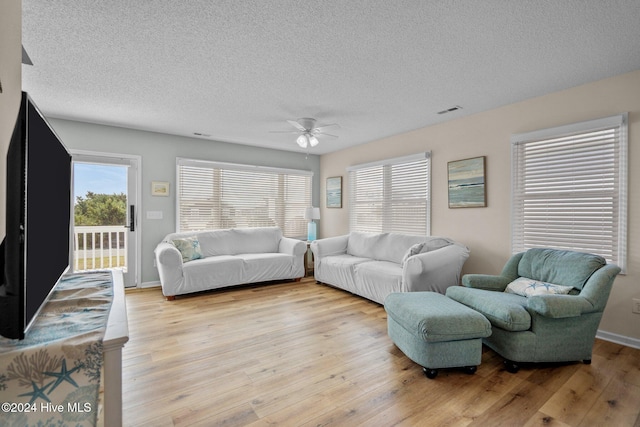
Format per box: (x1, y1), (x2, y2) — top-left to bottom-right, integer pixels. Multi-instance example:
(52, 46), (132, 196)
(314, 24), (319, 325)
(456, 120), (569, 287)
(0, 270), (129, 427)
(102, 270), (129, 427)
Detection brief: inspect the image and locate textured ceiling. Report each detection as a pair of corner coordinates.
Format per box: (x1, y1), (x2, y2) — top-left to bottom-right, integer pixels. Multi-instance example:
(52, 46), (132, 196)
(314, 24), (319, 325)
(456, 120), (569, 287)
(21, 1), (640, 155)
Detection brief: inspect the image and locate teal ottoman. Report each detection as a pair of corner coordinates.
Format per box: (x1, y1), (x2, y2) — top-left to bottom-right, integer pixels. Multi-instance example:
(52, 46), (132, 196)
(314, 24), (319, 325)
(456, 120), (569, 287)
(384, 292), (492, 379)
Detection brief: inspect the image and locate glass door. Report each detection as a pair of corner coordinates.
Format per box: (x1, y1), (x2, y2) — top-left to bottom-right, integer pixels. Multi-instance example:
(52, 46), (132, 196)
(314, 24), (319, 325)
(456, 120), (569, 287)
(71, 152), (139, 287)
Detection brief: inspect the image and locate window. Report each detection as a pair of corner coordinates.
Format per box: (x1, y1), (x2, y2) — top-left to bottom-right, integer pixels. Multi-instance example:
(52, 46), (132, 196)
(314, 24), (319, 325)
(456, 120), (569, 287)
(176, 158), (312, 238)
(347, 152), (431, 235)
(511, 114), (627, 272)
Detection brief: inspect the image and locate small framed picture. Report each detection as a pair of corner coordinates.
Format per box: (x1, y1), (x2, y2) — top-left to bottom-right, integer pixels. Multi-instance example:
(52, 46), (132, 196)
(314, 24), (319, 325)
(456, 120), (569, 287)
(448, 156), (486, 208)
(326, 176), (342, 208)
(151, 181), (170, 197)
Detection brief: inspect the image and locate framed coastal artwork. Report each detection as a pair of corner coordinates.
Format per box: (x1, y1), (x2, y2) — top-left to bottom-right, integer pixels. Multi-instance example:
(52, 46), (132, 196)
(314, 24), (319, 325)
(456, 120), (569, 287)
(326, 176), (342, 208)
(151, 181), (170, 196)
(447, 156), (486, 208)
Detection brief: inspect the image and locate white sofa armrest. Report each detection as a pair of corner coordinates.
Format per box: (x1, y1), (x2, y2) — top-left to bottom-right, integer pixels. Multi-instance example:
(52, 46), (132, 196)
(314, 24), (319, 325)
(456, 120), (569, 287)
(279, 237), (307, 256)
(402, 243), (470, 293)
(310, 235), (349, 259)
(154, 242), (184, 296)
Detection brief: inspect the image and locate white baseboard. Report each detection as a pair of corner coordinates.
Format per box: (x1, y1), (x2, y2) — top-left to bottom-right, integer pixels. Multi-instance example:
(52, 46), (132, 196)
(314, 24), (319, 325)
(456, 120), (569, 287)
(596, 330), (640, 350)
(138, 281), (161, 289)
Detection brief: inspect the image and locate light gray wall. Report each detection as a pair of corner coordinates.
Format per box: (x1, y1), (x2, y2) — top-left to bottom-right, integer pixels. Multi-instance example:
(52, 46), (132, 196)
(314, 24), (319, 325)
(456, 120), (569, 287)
(49, 118), (321, 285)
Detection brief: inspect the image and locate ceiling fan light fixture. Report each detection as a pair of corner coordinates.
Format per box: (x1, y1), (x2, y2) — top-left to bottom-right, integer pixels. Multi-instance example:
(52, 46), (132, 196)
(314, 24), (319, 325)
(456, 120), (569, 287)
(273, 117), (337, 149)
(296, 134), (309, 148)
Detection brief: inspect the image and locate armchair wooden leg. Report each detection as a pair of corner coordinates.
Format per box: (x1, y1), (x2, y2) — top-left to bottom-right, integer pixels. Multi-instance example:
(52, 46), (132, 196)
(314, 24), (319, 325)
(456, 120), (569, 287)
(583, 359), (592, 365)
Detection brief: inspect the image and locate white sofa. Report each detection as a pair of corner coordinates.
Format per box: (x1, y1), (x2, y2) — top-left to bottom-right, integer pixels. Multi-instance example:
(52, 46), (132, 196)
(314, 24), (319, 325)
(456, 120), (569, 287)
(154, 227), (307, 299)
(310, 232), (470, 304)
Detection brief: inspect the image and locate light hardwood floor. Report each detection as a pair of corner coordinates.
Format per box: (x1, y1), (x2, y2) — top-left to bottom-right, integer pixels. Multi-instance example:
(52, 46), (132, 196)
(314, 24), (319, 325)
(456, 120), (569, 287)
(122, 277), (640, 426)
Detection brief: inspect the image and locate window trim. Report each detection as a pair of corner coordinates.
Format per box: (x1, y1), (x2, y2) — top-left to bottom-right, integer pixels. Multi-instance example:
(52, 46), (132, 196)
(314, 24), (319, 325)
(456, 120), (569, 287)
(347, 152), (431, 236)
(510, 114), (628, 272)
(177, 157), (314, 178)
(176, 157), (313, 238)
(346, 152), (430, 173)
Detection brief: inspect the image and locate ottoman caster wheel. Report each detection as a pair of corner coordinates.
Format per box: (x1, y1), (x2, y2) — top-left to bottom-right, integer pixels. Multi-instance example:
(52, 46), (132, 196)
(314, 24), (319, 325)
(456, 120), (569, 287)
(422, 367), (438, 379)
(504, 360), (520, 373)
(463, 366), (477, 375)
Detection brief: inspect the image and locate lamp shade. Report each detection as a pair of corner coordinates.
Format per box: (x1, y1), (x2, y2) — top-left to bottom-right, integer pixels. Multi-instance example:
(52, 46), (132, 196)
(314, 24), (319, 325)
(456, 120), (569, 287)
(304, 207), (320, 220)
(296, 134), (309, 148)
(296, 133), (320, 148)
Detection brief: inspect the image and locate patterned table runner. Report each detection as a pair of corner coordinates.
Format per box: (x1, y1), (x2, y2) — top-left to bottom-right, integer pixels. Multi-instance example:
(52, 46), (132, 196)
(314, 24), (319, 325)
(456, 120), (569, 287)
(0, 271), (113, 427)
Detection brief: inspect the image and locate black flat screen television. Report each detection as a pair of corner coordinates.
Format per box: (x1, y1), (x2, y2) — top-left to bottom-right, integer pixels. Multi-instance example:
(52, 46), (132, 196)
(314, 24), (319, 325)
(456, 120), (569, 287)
(0, 92), (72, 340)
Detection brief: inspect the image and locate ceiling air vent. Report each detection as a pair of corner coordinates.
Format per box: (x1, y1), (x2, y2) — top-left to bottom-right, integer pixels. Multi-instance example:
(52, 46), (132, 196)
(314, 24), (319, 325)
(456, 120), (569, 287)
(437, 105), (462, 115)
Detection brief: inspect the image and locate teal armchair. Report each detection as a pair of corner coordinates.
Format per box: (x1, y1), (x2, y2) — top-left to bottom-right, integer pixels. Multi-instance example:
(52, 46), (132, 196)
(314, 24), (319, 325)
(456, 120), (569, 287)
(446, 248), (621, 373)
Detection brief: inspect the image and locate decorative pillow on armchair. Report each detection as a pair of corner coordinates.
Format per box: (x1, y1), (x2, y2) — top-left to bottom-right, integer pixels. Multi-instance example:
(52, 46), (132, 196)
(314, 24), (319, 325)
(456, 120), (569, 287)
(505, 277), (574, 297)
(172, 237), (203, 262)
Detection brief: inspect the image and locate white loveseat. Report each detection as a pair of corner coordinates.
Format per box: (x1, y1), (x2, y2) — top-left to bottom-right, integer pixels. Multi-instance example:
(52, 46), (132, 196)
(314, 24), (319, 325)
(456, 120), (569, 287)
(310, 232), (470, 304)
(154, 227), (307, 299)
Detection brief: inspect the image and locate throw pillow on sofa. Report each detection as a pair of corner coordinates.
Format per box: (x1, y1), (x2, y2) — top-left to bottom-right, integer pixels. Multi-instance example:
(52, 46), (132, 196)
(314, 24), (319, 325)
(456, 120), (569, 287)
(421, 237), (453, 252)
(400, 238), (454, 265)
(172, 237), (203, 262)
(401, 242), (425, 264)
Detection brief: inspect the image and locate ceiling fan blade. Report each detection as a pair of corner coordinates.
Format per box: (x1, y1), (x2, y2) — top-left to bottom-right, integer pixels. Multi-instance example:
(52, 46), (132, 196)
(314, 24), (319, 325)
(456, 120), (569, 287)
(314, 123), (339, 131)
(269, 130), (300, 134)
(318, 133), (338, 138)
(287, 120), (307, 132)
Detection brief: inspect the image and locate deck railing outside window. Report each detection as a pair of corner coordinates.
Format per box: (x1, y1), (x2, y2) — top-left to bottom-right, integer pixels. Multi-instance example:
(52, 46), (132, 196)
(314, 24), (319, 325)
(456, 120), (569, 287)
(73, 226), (127, 272)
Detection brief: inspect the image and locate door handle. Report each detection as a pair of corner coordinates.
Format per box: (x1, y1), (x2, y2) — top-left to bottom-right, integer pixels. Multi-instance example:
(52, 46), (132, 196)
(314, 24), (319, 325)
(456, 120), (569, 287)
(125, 205), (135, 232)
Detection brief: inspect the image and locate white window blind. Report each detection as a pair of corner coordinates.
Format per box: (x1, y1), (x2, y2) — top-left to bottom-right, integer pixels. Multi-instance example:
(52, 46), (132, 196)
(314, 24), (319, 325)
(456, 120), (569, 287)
(347, 152), (431, 235)
(511, 114), (627, 272)
(176, 158), (312, 238)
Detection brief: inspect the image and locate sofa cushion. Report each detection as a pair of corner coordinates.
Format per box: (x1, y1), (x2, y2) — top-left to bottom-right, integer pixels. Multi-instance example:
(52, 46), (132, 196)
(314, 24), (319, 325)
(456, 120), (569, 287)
(236, 253), (299, 282)
(347, 232), (385, 259)
(354, 260), (403, 304)
(518, 248), (605, 290)
(233, 227), (282, 254)
(197, 227), (282, 256)
(181, 255), (245, 290)
(505, 277), (574, 297)
(446, 287), (531, 332)
(317, 254), (371, 291)
(171, 236), (203, 262)
(347, 231), (424, 264)
(322, 254), (371, 269)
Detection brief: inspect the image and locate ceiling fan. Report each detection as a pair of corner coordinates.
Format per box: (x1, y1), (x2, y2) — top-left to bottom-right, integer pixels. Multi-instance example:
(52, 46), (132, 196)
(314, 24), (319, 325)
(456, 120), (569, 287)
(271, 118), (339, 148)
